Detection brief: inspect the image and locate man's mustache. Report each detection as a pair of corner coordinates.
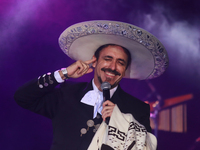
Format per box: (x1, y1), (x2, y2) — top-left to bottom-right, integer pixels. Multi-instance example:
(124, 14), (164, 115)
(101, 68), (121, 76)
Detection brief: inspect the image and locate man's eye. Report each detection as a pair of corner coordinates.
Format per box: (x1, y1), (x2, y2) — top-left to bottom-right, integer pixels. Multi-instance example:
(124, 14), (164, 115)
(105, 58), (111, 61)
(119, 62), (125, 66)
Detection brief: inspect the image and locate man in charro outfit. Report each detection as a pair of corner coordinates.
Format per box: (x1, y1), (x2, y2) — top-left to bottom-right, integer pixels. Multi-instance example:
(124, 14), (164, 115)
(14, 20), (168, 150)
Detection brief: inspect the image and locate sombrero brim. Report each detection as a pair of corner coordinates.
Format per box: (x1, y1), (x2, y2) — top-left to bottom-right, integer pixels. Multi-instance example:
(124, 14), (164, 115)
(59, 20), (168, 80)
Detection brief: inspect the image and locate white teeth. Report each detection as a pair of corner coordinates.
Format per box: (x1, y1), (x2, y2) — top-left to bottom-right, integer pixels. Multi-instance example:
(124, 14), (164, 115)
(105, 72), (115, 76)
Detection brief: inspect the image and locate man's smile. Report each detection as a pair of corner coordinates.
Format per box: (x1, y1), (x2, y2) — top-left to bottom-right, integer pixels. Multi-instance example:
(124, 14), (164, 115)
(105, 72), (115, 77)
(101, 68), (121, 77)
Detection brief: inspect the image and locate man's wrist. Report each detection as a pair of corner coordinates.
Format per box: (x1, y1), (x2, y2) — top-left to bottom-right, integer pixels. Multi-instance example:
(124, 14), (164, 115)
(53, 70), (64, 83)
(60, 68), (69, 80)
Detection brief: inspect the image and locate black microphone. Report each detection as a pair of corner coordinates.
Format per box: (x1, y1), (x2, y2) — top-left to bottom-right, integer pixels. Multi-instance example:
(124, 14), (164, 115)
(101, 82), (111, 101)
(101, 82), (111, 124)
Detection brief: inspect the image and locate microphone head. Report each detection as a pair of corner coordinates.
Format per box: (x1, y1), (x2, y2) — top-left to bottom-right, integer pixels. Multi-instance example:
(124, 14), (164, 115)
(101, 82), (111, 90)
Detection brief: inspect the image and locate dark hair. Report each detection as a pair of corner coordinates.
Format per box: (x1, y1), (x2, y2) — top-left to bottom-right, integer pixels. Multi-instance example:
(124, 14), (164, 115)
(94, 44), (131, 70)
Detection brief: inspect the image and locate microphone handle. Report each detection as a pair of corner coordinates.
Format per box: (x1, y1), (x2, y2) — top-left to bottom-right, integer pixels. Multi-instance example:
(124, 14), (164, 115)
(103, 89), (110, 101)
(103, 89), (110, 124)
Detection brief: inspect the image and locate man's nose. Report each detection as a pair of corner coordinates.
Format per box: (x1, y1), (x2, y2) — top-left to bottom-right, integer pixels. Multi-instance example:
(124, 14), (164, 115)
(109, 61), (116, 71)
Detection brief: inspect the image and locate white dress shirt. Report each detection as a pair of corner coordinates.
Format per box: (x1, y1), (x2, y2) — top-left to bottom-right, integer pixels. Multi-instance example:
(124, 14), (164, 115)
(81, 79), (117, 118)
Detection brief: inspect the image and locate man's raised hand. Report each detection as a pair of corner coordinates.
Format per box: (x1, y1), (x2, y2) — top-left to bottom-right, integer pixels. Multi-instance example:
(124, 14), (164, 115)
(64, 56), (96, 79)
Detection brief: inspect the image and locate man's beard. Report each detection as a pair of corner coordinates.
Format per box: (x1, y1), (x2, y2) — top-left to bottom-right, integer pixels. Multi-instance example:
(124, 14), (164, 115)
(98, 68), (122, 89)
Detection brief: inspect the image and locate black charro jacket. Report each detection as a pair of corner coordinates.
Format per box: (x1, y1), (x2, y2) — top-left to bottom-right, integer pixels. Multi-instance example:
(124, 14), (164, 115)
(14, 73), (151, 150)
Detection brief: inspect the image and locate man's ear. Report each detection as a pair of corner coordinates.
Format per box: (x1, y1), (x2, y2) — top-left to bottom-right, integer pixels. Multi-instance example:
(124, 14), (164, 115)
(92, 55), (97, 68)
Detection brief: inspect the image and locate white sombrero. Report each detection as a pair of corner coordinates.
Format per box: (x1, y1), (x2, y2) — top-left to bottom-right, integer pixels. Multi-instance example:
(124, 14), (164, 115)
(58, 20), (168, 80)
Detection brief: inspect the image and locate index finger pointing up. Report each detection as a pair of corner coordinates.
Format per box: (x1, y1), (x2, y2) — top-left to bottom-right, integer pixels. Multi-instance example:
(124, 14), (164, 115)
(84, 56), (96, 65)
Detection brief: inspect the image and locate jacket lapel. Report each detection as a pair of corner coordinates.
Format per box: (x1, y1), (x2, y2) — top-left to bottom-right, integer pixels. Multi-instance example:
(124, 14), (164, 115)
(77, 80), (94, 119)
(78, 80), (94, 100)
(110, 85), (123, 104)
